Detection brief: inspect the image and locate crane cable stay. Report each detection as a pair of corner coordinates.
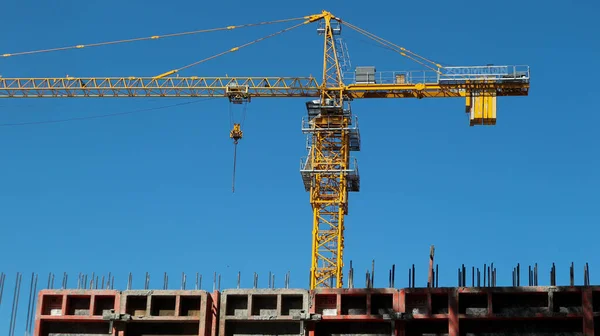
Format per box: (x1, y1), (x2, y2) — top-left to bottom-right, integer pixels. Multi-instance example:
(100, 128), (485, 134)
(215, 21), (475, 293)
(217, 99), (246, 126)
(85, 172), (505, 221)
(340, 20), (444, 73)
(0, 16), (306, 58)
(152, 20), (309, 79)
(0, 13), (442, 81)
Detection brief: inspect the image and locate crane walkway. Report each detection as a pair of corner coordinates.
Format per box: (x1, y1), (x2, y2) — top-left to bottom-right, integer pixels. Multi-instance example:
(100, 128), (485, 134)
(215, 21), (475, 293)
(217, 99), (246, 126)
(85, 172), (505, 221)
(343, 65), (530, 85)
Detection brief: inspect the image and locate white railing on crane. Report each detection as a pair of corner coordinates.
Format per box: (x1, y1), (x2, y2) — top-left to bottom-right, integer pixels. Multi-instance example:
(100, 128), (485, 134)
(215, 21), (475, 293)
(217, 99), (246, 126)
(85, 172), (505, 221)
(342, 65), (530, 85)
(438, 65), (530, 82)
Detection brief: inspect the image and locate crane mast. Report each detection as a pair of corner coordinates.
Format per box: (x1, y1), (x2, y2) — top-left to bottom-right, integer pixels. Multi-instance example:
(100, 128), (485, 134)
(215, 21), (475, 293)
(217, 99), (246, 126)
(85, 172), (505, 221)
(0, 10), (530, 290)
(300, 11), (355, 289)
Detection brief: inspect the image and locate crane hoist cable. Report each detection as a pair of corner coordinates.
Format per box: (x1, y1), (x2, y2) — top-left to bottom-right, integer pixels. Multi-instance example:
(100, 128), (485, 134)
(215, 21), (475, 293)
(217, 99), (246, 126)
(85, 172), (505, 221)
(342, 21), (444, 73)
(229, 102), (247, 193)
(1, 16), (306, 58)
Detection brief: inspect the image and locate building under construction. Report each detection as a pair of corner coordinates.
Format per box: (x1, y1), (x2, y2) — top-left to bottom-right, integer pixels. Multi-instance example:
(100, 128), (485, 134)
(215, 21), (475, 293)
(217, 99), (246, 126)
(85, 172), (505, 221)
(1, 261), (598, 336)
(3, 8), (587, 336)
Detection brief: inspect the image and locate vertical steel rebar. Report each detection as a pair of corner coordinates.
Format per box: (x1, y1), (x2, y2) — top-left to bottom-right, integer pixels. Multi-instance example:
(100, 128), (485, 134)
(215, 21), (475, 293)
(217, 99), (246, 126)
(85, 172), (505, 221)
(27, 274), (38, 335)
(494, 267), (497, 287)
(349, 261), (354, 289)
(0, 272), (5, 306)
(585, 263), (590, 286)
(24, 273), (34, 335)
(9, 272), (22, 336)
(483, 264), (486, 287)
(371, 260), (375, 288)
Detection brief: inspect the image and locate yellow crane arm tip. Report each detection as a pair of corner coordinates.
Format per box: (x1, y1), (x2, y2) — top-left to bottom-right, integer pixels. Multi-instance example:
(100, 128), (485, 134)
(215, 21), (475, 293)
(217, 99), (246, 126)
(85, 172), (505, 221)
(305, 12), (326, 23)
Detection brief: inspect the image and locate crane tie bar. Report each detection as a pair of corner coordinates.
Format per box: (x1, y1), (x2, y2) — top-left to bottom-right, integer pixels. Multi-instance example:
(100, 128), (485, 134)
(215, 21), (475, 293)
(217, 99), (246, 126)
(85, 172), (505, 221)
(1, 17), (305, 58)
(342, 21), (443, 74)
(153, 20), (309, 79)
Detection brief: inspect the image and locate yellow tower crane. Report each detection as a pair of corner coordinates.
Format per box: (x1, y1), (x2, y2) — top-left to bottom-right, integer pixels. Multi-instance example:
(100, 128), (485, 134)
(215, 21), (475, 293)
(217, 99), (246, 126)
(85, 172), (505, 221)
(0, 10), (530, 289)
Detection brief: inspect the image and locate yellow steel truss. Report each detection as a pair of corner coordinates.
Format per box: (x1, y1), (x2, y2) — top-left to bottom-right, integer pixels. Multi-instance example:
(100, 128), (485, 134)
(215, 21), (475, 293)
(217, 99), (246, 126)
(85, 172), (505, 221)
(308, 114), (351, 289)
(0, 77), (528, 99)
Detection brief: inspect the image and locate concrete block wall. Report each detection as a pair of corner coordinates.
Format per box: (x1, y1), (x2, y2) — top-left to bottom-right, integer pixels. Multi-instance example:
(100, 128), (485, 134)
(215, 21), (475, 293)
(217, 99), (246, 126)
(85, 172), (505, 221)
(35, 289), (119, 336)
(219, 289), (310, 336)
(118, 290), (215, 336)
(308, 288), (400, 336)
(34, 289), (216, 336)
(33, 286), (600, 336)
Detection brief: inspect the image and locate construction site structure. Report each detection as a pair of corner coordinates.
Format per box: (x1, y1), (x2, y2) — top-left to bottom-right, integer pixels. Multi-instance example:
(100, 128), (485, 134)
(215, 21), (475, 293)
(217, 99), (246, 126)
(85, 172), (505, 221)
(1, 256), (593, 336)
(0, 11), (530, 290)
(27, 283), (600, 336)
(0, 258), (594, 336)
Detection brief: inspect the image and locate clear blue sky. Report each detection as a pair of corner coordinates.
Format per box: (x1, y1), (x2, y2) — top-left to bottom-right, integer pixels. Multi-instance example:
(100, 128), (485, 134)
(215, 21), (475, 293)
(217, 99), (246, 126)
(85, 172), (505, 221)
(1, 0), (599, 331)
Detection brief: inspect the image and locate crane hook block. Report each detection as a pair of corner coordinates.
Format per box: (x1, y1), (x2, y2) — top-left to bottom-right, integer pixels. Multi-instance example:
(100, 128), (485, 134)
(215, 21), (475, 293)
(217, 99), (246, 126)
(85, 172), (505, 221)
(230, 123), (243, 144)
